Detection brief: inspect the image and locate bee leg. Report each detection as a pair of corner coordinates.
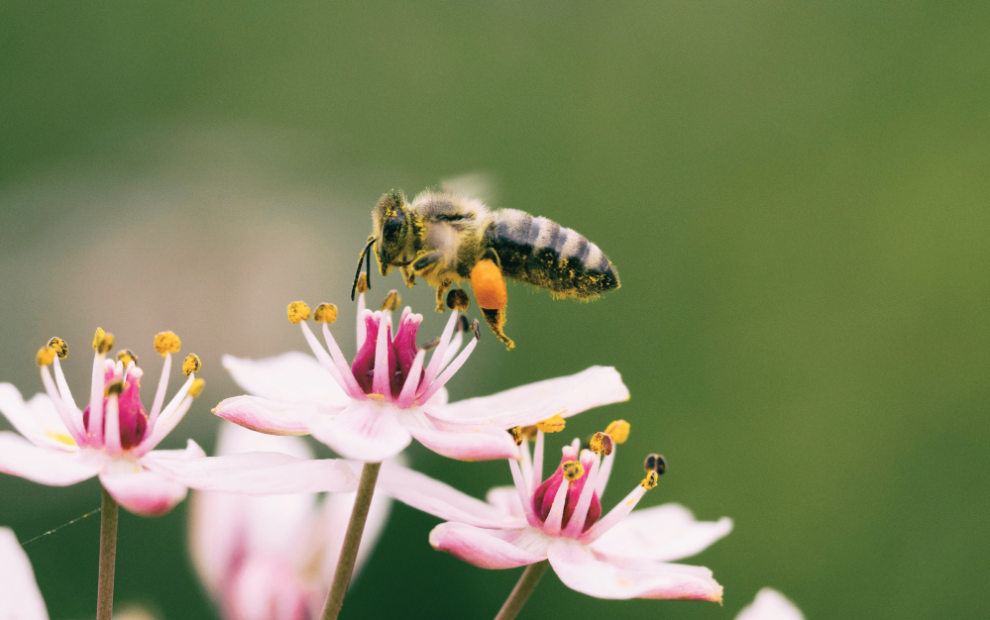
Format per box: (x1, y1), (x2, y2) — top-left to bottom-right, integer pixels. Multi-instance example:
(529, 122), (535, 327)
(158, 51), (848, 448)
(481, 308), (515, 350)
(412, 251), (443, 273)
(435, 280), (451, 313)
(400, 265), (416, 288)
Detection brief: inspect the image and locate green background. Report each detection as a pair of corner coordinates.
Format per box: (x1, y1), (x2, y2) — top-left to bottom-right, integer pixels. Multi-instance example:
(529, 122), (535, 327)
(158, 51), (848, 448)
(2, 2), (988, 619)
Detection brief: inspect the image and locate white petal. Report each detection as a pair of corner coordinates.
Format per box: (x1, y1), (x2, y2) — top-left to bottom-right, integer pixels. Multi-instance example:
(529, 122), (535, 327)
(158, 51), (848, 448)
(590, 503), (733, 562)
(485, 485), (526, 520)
(433, 366), (629, 427)
(0, 385), (72, 450)
(100, 463), (189, 517)
(0, 432), (99, 486)
(213, 395), (318, 436)
(735, 588), (805, 620)
(547, 539), (723, 602)
(377, 461), (526, 529)
(223, 352), (350, 407)
(0, 527), (50, 620)
(400, 410), (519, 461)
(429, 523), (549, 569)
(215, 420), (313, 460)
(308, 402), (412, 462)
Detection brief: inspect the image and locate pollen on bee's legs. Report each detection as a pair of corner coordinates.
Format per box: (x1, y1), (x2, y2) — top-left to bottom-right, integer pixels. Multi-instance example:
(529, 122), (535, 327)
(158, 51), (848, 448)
(481, 308), (514, 350)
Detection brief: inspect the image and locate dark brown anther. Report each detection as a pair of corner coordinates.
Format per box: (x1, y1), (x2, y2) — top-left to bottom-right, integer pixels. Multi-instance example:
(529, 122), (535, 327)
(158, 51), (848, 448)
(509, 426), (525, 445)
(106, 381), (124, 396)
(471, 319), (481, 340)
(446, 289), (470, 312)
(421, 337), (441, 351)
(644, 453), (667, 476)
(458, 315), (470, 332)
(380, 290), (401, 311)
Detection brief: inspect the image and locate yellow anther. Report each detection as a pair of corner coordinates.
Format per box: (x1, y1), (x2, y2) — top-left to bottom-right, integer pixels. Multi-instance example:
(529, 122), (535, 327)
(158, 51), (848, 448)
(356, 273), (369, 294)
(590, 432), (614, 456)
(92, 327), (114, 354)
(536, 414), (566, 433)
(446, 289), (470, 312)
(188, 378), (206, 398)
(562, 460), (585, 482)
(314, 303), (339, 324)
(47, 337), (68, 359)
(380, 290), (401, 311)
(154, 331), (181, 356)
(106, 381), (124, 396)
(509, 427), (525, 445)
(182, 353), (202, 377)
(36, 346), (56, 367)
(605, 420), (630, 444)
(640, 471), (659, 490)
(287, 301), (311, 324)
(117, 349), (139, 367)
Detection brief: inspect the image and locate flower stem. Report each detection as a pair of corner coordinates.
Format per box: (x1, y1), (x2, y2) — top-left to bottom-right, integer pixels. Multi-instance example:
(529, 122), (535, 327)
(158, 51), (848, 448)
(494, 560), (550, 620)
(320, 461), (382, 620)
(96, 486), (119, 620)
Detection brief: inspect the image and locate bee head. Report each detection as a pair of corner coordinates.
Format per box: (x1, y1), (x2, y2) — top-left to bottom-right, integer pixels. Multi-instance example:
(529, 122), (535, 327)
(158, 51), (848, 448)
(372, 190), (413, 275)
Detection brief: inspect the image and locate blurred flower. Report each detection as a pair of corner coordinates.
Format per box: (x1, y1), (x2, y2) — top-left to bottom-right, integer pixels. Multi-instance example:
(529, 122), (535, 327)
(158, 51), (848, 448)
(0, 330), (357, 516)
(735, 588), (805, 620)
(190, 423), (391, 620)
(0, 527), (48, 620)
(214, 292), (628, 463)
(379, 422), (732, 602)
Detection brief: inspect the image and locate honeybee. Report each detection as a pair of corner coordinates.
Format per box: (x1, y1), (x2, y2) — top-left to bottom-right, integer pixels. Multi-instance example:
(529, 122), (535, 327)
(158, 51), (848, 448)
(352, 187), (620, 349)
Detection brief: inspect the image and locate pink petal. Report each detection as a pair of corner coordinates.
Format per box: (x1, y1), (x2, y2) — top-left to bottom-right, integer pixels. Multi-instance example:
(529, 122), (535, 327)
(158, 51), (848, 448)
(0, 432), (99, 486)
(0, 385), (73, 450)
(377, 461), (526, 529)
(307, 402), (411, 462)
(485, 486), (527, 520)
(0, 527), (50, 620)
(429, 523), (549, 569)
(143, 443), (358, 495)
(590, 503), (733, 563)
(432, 366), (629, 427)
(226, 557), (310, 620)
(213, 395), (318, 436)
(735, 588), (805, 620)
(223, 353), (350, 407)
(547, 539), (724, 602)
(400, 410), (519, 462)
(100, 464), (189, 517)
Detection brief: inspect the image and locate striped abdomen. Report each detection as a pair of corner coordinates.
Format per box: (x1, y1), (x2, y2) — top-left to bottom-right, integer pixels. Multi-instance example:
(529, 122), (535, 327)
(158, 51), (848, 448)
(484, 209), (620, 299)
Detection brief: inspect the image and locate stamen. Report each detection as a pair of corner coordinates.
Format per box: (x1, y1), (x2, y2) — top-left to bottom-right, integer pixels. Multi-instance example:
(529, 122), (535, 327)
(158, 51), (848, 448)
(536, 414), (566, 434)
(371, 311), (391, 397)
(182, 354), (201, 377)
(532, 430), (545, 492)
(445, 289), (470, 312)
(542, 471), (571, 536)
(380, 290), (401, 311)
(106, 381), (124, 396)
(418, 310), (460, 394)
(421, 337), (441, 351)
(47, 337), (68, 359)
(287, 301), (311, 324)
(508, 458), (541, 527)
(320, 323), (366, 398)
(509, 427), (525, 445)
(562, 460), (585, 482)
(154, 331), (181, 356)
(437, 316), (469, 371)
(116, 350), (138, 367)
(356, 273), (369, 294)
(93, 327), (111, 353)
(641, 471), (659, 490)
(103, 395), (122, 456)
(314, 303), (339, 324)
(605, 419), (630, 443)
(562, 452), (601, 537)
(36, 347), (56, 367)
(471, 319), (481, 341)
(188, 378), (206, 398)
(415, 334), (477, 404)
(51, 355), (79, 413)
(395, 349), (426, 408)
(88, 351), (105, 444)
(146, 347), (173, 431)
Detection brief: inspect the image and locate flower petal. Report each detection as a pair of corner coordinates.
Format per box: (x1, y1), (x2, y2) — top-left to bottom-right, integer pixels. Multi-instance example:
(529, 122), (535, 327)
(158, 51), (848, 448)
(401, 411), (519, 461)
(0, 527), (50, 620)
(590, 503), (733, 563)
(377, 462), (525, 529)
(308, 402), (411, 462)
(100, 463), (189, 517)
(547, 539), (723, 602)
(0, 431), (99, 486)
(0, 385), (72, 450)
(735, 588), (805, 620)
(429, 523), (548, 569)
(143, 442), (358, 495)
(486, 485), (526, 520)
(433, 366), (629, 428)
(212, 395), (317, 436)
(223, 352), (350, 407)
(314, 485), (393, 585)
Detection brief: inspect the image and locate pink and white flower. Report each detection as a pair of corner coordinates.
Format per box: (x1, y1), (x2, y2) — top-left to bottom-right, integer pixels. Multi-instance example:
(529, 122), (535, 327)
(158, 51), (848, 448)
(190, 423), (391, 620)
(378, 423), (732, 602)
(735, 588), (805, 620)
(0, 527), (48, 620)
(214, 295), (629, 463)
(0, 329), (356, 516)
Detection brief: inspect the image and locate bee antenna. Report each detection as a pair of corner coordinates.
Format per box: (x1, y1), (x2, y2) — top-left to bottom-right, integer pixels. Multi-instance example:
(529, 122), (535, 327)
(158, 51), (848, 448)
(351, 237), (376, 301)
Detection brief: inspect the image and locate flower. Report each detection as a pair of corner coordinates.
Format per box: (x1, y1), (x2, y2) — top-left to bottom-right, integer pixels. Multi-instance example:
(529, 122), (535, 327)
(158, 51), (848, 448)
(0, 527), (48, 620)
(214, 292), (629, 463)
(735, 588), (805, 620)
(378, 422), (732, 602)
(0, 329), (357, 516)
(190, 423), (391, 620)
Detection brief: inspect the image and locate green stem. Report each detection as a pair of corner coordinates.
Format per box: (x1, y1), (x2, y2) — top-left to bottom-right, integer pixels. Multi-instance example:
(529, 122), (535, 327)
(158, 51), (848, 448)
(96, 486), (118, 620)
(494, 560), (550, 620)
(320, 461), (382, 620)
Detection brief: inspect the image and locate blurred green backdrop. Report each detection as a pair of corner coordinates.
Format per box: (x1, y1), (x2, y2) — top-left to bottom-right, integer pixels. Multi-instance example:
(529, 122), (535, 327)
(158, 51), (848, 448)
(2, 1), (988, 619)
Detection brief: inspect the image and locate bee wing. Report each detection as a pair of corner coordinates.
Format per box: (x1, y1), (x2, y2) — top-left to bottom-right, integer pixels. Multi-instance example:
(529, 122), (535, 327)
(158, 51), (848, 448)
(440, 171), (498, 205)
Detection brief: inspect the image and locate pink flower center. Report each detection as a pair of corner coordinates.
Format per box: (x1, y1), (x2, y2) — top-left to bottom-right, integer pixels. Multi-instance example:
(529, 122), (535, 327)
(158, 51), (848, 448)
(531, 454), (602, 533)
(351, 311), (421, 399)
(82, 369), (149, 450)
